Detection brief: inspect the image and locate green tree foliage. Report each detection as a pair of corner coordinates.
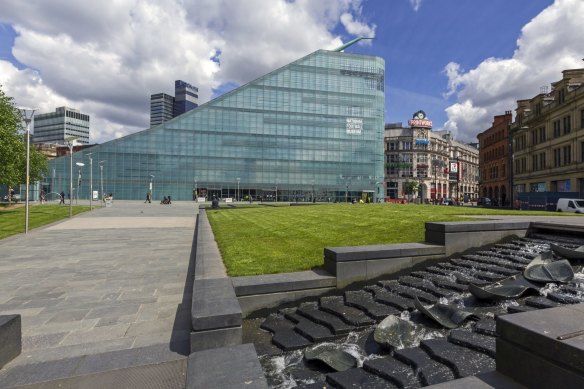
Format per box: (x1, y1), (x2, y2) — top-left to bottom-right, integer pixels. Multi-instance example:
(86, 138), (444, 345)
(403, 180), (419, 196)
(0, 85), (48, 192)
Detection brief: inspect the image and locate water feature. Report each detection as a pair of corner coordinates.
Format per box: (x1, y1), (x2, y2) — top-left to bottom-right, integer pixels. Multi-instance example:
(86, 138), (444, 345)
(245, 233), (584, 388)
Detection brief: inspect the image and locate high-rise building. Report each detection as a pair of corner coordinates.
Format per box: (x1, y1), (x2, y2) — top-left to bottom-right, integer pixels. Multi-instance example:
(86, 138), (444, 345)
(32, 107), (90, 145)
(49, 48), (385, 201)
(173, 80), (198, 117)
(149, 93), (175, 127)
(150, 80), (199, 127)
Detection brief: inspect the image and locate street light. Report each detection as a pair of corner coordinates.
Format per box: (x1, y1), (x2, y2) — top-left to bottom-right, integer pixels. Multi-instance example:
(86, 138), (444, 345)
(17, 107), (36, 234)
(149, 174), (155, 201)
(194, 178), (198, 202)
(311, 180), (315, 203)
(86, 153), (94, 210)
(64, 136), (79, 218)
(99, 161), (105, 207)
(75, 162), (85, 205)
(236, 177), (240, 201)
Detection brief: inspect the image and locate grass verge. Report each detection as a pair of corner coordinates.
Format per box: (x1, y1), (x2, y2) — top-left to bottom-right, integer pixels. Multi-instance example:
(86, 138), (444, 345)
(207, 203), (573, 277)
(0, 204), (90, 239)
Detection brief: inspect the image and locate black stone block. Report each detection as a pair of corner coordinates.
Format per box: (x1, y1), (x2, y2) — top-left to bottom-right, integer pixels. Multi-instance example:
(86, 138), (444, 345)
(524, 296), (562, 309)
(362, 356), (420, 388)
(0, 314), (21, 370)
(272, 329), (312, 351)
(319, 296), (374, 326)
(366, 285), (415, 311)
(473, 319), (497, 337)
(294, 317), (337, 342)
(326, 367), (395, 389)
(260, 313), (295, 333)
(394, 347), (455, 386)
(546, 292), (583, 305)
(297, 303), (355, 335)
(448, 329), (496, 357)
(398, 276), (455, 298)
(420, 338), (495, 378)
(344, 290), (400, 320)
(506, 304), (538, 314)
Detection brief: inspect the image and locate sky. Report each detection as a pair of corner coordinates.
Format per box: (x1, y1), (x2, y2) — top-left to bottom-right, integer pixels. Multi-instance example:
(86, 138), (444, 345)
(1, 0), (583, 144)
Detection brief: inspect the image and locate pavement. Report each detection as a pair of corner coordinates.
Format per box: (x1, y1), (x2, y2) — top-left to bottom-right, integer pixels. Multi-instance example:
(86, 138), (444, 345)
(0, 201), (198, 368)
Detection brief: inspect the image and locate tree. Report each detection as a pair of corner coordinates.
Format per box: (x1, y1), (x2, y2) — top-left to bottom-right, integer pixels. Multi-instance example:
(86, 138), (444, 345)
(403, 181), (419, 198)
(0, 85), (48, 201)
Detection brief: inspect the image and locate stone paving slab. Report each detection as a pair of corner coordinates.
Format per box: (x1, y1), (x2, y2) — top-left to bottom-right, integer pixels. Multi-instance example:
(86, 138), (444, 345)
(0, 201), (197, 370)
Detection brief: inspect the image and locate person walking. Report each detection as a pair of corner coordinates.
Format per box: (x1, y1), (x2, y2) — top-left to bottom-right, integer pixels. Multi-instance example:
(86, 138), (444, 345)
(144, 191), (151, 203)
(59, 191), (65, 205)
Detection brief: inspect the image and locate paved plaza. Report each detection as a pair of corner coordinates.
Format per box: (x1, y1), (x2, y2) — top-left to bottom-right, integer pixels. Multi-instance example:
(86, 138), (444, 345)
(0, 201), (198, 368)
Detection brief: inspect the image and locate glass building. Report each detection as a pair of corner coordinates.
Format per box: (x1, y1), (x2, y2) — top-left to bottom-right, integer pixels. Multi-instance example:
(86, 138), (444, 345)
(48, 49), (385, 202)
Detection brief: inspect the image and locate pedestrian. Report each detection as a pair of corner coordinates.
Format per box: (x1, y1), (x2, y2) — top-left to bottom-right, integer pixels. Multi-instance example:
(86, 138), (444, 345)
(168, 195), (172, 204)
(60, 191), (65, 205)
(109, 192), (113, 202)
(40, 190), (45, 204)
(145, 191), (151, 203)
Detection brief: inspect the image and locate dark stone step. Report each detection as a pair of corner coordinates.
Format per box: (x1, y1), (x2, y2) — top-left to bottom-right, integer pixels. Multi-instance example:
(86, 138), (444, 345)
(295, 382), (328, 389)
(463, 255), (526, 271)
(271, 329), (312, 351)
(426, 266), (453, 277)
(450, 259), (520, 277)
(473, 319), (497, 337)
(524, 296), (562, 309)
(398, 276), (455, 298)
(319, 296), (375, 326)
(344, 290), (401, 320)
(424, 275), (468, 293)
(365, 285), (415, 311)
(394, 347), (455, 386)
(471, 270), (510, 283)
(546, 292), (584, 305)
(326, 368), (396, 389)
(420, 338), (496, 378)
(506, 304), (538, 314)
(559, 285), (584, 295)
(448, 329), (496, 357)
(363, 357), (420, 388)
(0, 315), (21, 370)
(379, 282), (439, 304)
(294, 317), (337, 343)
(297, 303), (355, 335)
(260, 313), (295, 333)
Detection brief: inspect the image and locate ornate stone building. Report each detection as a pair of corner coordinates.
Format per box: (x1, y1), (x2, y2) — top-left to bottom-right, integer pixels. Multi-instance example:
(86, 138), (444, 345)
(511, 68), (584, 200)
(384, 111), (479, 202)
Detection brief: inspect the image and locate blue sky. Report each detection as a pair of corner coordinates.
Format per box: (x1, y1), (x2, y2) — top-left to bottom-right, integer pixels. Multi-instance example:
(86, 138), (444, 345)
(0, 0), (581, 143)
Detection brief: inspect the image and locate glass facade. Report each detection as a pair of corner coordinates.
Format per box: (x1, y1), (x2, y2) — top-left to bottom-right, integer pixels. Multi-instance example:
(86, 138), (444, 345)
(48, 49), (385, 201)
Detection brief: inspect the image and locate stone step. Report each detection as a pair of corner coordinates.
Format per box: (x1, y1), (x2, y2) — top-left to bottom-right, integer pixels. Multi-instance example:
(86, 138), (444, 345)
(326, 367), (396, 389)
(294, 318), (338, 343)
(546, 292), (584, 305)
(448, 329), (496, 357)
(260, 313), (295, 333)
(0, 343), (187, 389)
(420, 338), (495, 378)
(0, 315), (21, 370)
(379, 282), (439, 304)
(344, 290), (401, 320)
(363, 356), (420, 388)
(296, 303), (355, 335)
(461, 255), (524, 271)
(524, 296), (562, 309)
(271, 329), (312, 351)
(506, 304), (538, 314)
(394, 347), (455, 386)
(450, 259), (520, 277)
(365, 285), (415, 311)
(473, 319), (497, 337)
(319, 296), (375, 326)
(398, 276), (455, 298)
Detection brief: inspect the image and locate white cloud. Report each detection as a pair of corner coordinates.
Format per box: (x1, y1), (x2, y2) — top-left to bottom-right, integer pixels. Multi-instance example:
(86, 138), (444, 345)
(442, 0), (584, 142)
(409, 0), (422, 12)
(0, 0), (375, 143)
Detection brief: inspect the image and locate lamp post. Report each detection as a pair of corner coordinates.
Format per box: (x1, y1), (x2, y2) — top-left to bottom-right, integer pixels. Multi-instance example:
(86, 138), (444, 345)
(86, 153), (93, 210)
(236, 177), (240, 201)
(149, 174), (155, 201)
(64, 136), (79, 218)
(194, 178), (198, 202)
(311, 180), (315, 203)
(75, 162), (85, 205)
(99, 161), (105, 207)
(18, 107), (36, 234)
(275, 182), (278, 203)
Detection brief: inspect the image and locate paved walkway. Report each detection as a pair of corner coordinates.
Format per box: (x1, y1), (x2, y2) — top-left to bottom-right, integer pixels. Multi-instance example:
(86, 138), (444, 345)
(0, 201), (198, 367)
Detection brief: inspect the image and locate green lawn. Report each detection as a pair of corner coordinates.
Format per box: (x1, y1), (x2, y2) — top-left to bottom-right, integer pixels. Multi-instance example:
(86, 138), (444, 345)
(207, 203), (568, 277)
(0, 204), (90, 239)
